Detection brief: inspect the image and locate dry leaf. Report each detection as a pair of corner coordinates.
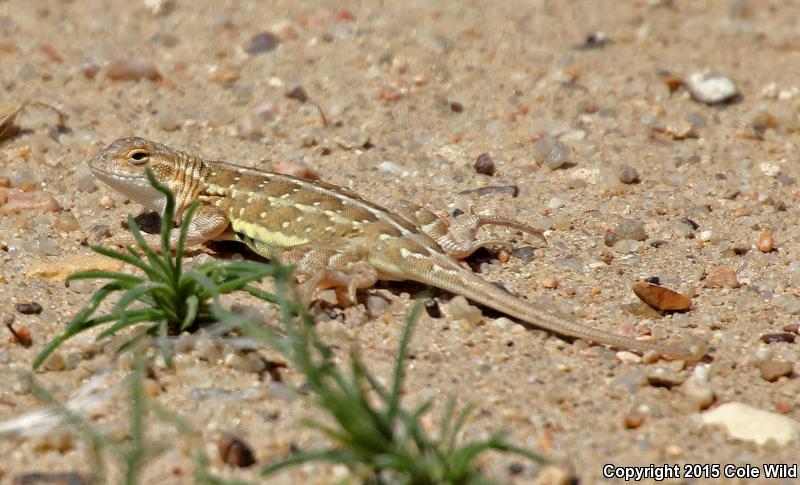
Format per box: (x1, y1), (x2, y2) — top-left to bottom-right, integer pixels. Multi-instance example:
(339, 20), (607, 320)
(633, 281), (692, 312)
(0, 100), (67, 142)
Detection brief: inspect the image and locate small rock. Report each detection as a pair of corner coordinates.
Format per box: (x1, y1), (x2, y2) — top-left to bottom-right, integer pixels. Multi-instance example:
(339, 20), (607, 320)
(701, 402), (800, 446)
(704, 267), (739, 288)
(246, 32), (280, 55)
(759, 359), (794, 382)
(53, 212), (82, 232)
(618, 165), (640, 184)
(646, 367), (685, 388)
(0, 176), (10, 187)
(623, 409), (646, 429)
(43, 352), (66, 371)
(27, 254), (123, 281)
(513, 246), (536, 263)
(632, 281), (692, 312)
(761, 332), (796, 344)
(616, 351), (642, 364)
(424, 299), (442, 318)
(449, 101), (463, 112)
(782, 323), (800, 334)
(610, 218), (647, 242)
(82, 61), (100, 79)
(448, 295), (483, 325)
(612, 239), (642, 254)
(106, 59), (161, 81)
(285, 86), (309, 103)
(686, 71), (739, 104)
(218, 434), (256, 467)
(208, 65), (240, 84)
(473, 153), (495, 176)
(755, 230), (774, 252)
(0, 189), (61, 213)
(366, 295), (388, 318)
(681, 377), (715, 410)
(541, 277), (559, 289)
(15, 302), (42, 315)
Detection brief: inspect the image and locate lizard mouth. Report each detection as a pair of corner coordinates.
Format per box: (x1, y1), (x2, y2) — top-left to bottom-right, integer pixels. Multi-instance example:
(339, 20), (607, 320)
(91, 168), (165, 211)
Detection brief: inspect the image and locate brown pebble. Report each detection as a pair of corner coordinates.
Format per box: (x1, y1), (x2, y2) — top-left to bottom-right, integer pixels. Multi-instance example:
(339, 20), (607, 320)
(758, 359), (793, 382)
(38, 43), (62, 63)
(541, 277), (559, 289)
(473, 153), (496, 176)
(0, 189), (61, 213)
(218, 434), (256, 467)
(285, 86), (309, 103)
(704, 266), (739, 288)
(782, 323), (800, 334)
(208, 65), (240, 85)
(761, 333), (796, 344)
(19, 182), (36, 192)
(82, 62), (100, 79)
(755, 230), (774, 252)
(618, 165), (640, 184)
(623, 410), (645, 429)
(450, 101), (463, 112)
(633, 281), (692, 312)
(15, 302), (42, 315)
(0, 176), (10, 188)
(107, 59), (161, 81)
(497, 249), (510, 263)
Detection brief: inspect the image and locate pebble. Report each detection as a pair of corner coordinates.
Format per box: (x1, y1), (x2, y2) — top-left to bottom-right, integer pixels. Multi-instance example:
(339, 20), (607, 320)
(698, 230), (713, 242)
(623, 409), (646, 429)
(783, 323), (800, 334)
(681, 377), (715, 410)
(424, 299), (442, 318)
(755, 230), (774, 252)
(43, 351), (66, 371)
(224, 352), (266, 373)
(15, 302), (43, 314)
(618, 165), (640, 184)
(632, 281), (692, 312)
(646, 367), (685, 388)
(12, 472), (86, 485)
(612, 239), (642, 254)
(610, 218), (647, 243)
(761, 332), (796, 344)
(106, 59), (161, 81)
(615, 351), (642, 364)
(218, 433), (256, 467)
(53, 212), (81, 232)
(758, 359), (793, 382)
(208, 65), (240, 84)
(27, 254), (123, 281)
(534, 464), (577, 485)
(513, 246), (536, 263)
(156, 111), (180, 131)
(532, 138), (571, 169)
(447, 295), (483, 325)
(366, 295), (388, 317)
(700, 402), (800, 446)
(686, 71), (739, 104)
(0, 189), (61, 213)
(285, 86), (309, 103)
(704, 266), (739, 288)
(473, 153), (496, 176)
(246, 32), (281, 55)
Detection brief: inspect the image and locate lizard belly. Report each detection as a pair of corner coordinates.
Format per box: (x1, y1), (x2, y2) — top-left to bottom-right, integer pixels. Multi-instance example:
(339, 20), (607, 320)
(229, 218), (309, 258)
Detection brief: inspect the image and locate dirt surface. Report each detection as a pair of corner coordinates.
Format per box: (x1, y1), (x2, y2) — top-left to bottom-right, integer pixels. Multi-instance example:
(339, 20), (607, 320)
(2, 0), (800, 483)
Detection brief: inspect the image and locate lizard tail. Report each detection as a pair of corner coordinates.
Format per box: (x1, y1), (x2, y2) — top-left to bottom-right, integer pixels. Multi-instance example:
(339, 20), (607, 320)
(407, 258), (708, 361)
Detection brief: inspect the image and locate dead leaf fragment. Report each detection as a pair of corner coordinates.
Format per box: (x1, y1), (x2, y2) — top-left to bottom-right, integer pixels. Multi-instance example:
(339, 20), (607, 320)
(633, 281), (692, 312)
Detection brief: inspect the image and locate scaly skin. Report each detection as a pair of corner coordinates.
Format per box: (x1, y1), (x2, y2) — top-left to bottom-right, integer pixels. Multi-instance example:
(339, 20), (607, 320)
(88, 137), (708, 361)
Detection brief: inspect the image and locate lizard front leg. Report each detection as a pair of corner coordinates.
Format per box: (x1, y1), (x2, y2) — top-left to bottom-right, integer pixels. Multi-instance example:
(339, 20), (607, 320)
(109, 205), (230, 251)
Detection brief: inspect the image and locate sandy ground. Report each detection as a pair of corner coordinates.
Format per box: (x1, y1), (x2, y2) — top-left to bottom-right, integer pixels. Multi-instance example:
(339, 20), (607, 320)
(2, 0), (800, 483)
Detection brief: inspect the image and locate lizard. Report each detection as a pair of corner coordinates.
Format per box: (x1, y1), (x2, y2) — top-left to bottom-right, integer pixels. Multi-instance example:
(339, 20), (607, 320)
(87, 136), (708, 361)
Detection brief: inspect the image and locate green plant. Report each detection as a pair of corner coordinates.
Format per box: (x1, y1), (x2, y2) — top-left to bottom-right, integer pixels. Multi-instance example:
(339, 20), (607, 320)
(33, 168), (280, 369)
(215, 289), (548, 484)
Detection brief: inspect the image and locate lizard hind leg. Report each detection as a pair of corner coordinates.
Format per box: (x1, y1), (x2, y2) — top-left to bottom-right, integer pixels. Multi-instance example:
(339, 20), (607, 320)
(278, 242), (378, 308)
(437, 213), (548, 259)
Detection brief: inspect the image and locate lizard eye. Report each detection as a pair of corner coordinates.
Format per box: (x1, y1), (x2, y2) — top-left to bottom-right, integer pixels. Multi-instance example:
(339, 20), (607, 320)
(127, 149), (150, 164)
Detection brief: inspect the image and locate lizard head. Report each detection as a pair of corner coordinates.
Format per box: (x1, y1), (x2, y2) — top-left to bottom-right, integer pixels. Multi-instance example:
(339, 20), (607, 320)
(88, 137), (179, 212)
